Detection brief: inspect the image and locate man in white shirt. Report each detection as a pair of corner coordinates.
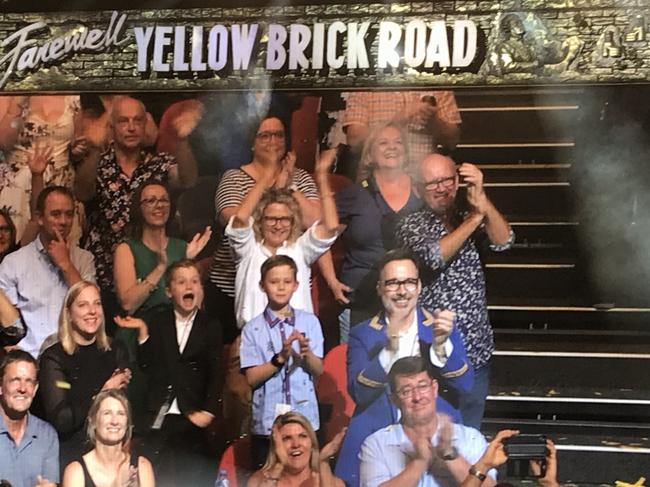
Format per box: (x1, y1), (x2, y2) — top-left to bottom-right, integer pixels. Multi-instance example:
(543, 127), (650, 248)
(0, 186), (95, 357)
(359, 356), (496, 487)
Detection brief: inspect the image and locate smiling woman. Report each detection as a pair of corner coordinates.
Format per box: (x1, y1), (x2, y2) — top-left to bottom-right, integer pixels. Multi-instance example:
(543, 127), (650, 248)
(248, 411), (346, 487)
(62, 389), (155, 487)
(36, 281), (130, 467)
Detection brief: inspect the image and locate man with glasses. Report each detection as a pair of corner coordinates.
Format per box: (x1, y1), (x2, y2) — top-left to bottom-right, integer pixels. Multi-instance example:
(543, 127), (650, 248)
(359, 356), (496, 487)
(336, 249), (472, 487)
(396, 154), (514, 430)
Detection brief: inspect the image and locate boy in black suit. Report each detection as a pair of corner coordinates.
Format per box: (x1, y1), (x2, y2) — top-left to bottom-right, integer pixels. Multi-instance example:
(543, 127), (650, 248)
(115, 259), (223, 486)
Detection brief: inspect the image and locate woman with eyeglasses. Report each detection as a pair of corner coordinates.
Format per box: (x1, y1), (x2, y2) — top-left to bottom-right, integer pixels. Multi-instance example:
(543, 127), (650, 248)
(207, 113), (322, 442)
(319, 122), (423, 343)
(62, 389), (155, 487)
(112, 180), (210, 431)
(113, 181), (211, 317)
(227, 148), (339, 328)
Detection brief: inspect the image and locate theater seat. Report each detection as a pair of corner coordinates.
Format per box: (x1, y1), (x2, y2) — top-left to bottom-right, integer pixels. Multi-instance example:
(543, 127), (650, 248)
(217, 435), (252, 487)
(317, 344), (354, 443)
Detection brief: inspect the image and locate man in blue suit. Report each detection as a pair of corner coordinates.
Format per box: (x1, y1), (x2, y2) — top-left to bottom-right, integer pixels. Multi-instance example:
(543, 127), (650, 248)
(335, 249), (473, 487)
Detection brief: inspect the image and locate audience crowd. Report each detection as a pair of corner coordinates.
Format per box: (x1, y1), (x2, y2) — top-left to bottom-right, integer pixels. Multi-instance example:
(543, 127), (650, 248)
(0, 92), (565, 487)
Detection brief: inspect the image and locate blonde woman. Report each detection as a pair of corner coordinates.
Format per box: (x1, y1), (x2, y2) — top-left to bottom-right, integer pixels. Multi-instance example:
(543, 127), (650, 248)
(319, 122), (423, 342)
(249, 412), (346, 487)
(37, 281), (131, 467)
(63, 389), (155, 487)
(227, 147), (339, 328)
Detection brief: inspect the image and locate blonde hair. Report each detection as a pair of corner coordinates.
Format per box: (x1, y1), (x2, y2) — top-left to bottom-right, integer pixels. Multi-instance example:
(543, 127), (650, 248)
(59, 281), (111, 355)
(252, 188), (303, 244)
(263, 412), (321, 474)
(86, 389), (133, 448)
(358, 122), (410, 182)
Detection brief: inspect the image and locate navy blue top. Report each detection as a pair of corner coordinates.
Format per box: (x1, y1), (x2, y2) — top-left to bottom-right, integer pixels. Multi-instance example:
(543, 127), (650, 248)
(336, 175), (422, 290)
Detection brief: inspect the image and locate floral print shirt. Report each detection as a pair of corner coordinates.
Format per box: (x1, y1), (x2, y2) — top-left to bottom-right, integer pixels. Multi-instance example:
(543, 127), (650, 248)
(84, 143), (177, 290)
(396, 207), (514, 369)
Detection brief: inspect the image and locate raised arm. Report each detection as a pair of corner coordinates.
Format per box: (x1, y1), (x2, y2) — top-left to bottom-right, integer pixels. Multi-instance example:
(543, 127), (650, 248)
(232, 167), (275, 228)
(459, 163), (513, 248)
(313, 148), (340, 239)
(161, 100), (202, 190)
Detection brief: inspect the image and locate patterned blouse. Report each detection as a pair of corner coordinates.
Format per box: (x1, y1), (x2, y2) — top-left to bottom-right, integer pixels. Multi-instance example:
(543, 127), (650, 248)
(395, 207), (514, 369)
(84, 143), (177, 290)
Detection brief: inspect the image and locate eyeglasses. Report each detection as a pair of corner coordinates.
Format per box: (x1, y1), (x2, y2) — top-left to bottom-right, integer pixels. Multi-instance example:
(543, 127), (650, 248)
(262, 216), (293, 226)
(423, 175), (456, 191)
(395, 379), (434, 398)
(0, 225), (11, 233)
(382, 278), (419, 292)
(140, 197), (170, 208)
(256, 131), (286, 142)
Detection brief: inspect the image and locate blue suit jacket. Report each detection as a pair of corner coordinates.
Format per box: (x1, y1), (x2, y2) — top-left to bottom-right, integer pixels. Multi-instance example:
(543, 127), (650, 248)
(334, 307), (473, 487)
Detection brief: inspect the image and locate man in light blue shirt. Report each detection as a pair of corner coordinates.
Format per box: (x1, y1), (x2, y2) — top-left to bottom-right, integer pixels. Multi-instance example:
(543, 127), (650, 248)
(0, 350), (59, 487)
(359, 357), (496, 487)
(0, 186), (95, 357)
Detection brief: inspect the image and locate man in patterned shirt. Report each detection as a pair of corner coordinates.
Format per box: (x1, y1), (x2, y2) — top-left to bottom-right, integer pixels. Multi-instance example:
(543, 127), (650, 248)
(75, 96), (200, 320)
(396, 154), (514, 429)
(343, 91), (461, 174)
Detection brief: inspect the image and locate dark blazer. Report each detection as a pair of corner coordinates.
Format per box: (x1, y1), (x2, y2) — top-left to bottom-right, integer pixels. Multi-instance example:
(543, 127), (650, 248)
(138, 308), (223, 424)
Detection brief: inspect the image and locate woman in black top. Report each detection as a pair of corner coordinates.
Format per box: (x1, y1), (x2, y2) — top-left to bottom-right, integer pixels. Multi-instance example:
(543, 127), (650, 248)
(37, 281), (131, 467)
(62, 389), (155, 487)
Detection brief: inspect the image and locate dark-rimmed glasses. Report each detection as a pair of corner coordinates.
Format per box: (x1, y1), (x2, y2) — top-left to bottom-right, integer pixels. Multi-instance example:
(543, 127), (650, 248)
(382, 278), (419, 292)
(423, 175), (456, 191)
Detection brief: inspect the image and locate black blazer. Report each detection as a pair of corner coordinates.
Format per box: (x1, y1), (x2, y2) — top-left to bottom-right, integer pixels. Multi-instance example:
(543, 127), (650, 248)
(138, 308), (223, 423)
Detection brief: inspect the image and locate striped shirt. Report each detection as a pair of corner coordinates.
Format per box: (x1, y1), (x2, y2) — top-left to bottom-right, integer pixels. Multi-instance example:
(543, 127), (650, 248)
(208, 167), (319, 296)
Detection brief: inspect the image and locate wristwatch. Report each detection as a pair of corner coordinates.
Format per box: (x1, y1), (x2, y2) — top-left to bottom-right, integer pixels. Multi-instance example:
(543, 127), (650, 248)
(271, 353), (285, 368)
(469, 465), (487, 481)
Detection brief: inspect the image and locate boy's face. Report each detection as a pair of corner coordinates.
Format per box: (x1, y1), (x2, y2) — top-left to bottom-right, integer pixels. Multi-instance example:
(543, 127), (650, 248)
(166, 266), (203, 316)
(260, 264), (298, 308)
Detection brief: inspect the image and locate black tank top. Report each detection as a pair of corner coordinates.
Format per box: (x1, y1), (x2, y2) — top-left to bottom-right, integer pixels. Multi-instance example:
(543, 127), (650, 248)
(79, 454), (139, 486)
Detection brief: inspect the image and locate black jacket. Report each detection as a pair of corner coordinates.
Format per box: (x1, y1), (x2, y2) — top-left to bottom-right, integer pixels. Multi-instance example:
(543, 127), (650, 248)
(138, 308), (223, 424)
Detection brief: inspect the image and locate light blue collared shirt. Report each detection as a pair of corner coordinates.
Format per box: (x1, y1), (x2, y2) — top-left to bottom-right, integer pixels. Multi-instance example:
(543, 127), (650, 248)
(0, 237), (95, 357)
(0, 411), (60, 487)
(240, 307), (324, 435)
(360, 420), (495, 487)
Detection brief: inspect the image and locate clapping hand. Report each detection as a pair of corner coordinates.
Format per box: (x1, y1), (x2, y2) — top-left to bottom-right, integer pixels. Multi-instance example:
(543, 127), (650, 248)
(432, 309), (455, 346)
(459, 163), (488, 215)
(320, 427), (347, 462)
(314, 147), (338, 176)
(186, 226), (212, 259)
(274, 151), (296, 189)
(102, 367), (132, 390)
